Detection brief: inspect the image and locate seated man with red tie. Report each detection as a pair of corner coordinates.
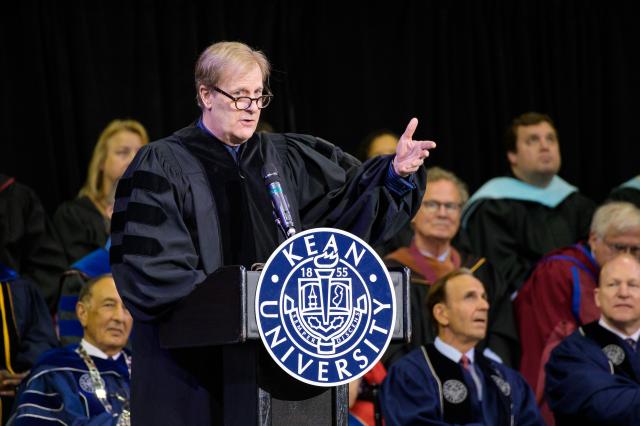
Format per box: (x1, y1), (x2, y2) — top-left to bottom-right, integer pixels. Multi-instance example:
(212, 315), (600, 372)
(546, 254), (640, 425)
(380, 269), (543, 425)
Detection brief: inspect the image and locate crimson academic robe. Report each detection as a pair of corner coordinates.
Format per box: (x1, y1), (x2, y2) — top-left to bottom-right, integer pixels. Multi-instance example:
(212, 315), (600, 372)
(514, 242), (599, 414)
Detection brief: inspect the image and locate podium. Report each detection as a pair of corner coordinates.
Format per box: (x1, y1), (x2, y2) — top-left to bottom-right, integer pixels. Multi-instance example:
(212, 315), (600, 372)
(158, 266), (410, 425)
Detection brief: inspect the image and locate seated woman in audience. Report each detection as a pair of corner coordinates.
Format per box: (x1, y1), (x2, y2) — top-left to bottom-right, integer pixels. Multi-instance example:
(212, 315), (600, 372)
(53, 119), (148, 264)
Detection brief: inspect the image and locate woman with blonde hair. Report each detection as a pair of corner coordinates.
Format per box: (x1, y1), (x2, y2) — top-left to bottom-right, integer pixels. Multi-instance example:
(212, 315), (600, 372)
(53, 119), (148, 264)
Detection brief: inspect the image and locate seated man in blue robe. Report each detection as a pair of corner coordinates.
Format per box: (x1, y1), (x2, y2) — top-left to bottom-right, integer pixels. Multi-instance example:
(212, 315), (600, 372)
(380, 268), (543, 425)
(10, 274), (132, 425)
(545, 253), (640, 425)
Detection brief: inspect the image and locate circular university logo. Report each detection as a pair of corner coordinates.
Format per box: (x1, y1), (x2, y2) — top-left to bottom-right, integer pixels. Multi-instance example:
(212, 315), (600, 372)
(602, 344), (625, 366)
(256, 228), (396, 387)
(443, 379), (468, 404)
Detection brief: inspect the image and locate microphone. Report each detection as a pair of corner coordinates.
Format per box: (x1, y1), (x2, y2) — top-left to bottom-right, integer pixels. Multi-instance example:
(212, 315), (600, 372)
(262, 163), (297, 238)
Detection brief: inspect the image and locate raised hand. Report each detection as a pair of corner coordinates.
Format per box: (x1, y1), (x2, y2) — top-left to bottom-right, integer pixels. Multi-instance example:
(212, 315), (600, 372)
(393, 118), (436, 177)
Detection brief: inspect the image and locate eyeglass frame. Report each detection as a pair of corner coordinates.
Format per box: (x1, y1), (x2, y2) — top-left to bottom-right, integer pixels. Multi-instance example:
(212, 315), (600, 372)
(421, 200), (463, 213)
(212, 86), (273, 110)
(603, 239), (640, 259)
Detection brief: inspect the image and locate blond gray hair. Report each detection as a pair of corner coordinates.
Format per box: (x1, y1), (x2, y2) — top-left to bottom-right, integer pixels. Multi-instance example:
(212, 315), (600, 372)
(195, 41), (271, 108)
(591, 201), (640, 238)
(78, 119), (148, 204)
(426, 166), (470, 205)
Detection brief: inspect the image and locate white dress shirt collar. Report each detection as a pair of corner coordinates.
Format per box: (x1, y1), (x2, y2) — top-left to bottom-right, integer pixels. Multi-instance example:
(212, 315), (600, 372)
(598, 317), (640, 343)
(434, 337), (475, 365)
(80, 338), (122, 360)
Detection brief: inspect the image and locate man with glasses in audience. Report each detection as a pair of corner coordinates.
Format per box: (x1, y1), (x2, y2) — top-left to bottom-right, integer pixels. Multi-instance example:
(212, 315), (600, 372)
(384, 167), (518, 367)
(110, 41), (437, 425)
(545, 254), (640, 425)
(350, 167), (518, 424)
(515, 201), (640, 424)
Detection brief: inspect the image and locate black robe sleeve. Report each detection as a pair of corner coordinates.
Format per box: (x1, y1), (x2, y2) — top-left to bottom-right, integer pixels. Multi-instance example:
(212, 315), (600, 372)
(110, 144), (208, 322)
(279, 134), (426, 245)
(0, 178), (67, 311)
(53, 197), (108, 264)
(607, 187), (640, 208)
(461, 193), (595, 291)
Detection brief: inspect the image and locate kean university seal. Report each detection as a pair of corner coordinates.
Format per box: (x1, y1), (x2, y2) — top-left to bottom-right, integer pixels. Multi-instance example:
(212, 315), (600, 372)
(256, 228), (396, 387)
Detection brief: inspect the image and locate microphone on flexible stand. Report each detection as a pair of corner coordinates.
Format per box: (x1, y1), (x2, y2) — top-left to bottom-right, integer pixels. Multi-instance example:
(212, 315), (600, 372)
(262, 163), (297, 238)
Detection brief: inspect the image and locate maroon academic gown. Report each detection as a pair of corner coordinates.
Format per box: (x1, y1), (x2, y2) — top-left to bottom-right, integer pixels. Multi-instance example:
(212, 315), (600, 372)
(514, 242), (600, 424)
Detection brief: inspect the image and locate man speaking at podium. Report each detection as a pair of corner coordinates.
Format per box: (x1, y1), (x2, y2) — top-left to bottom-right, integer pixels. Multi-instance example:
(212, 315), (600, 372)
(110, 41), (435, 425)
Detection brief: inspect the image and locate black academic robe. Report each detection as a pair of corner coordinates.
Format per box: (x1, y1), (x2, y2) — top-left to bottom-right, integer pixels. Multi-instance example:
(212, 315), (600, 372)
(110, 125), (426, 426)
(383, 245), (518, 367)
(0, 174), (67, 311)
(53, 196), (109, 265)
(608, 186), (640, 208)
(545, 321), (640, 425)
(459, 193), (595, 292)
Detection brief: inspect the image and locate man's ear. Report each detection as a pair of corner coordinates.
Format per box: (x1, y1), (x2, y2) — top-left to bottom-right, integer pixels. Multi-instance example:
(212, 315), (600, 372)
(588, 231), (599, 253)
(433, 303), (449, 327)
(76, 301), (89, 328)
(507, 150), (517, 167)
(199, 85), (213, 109)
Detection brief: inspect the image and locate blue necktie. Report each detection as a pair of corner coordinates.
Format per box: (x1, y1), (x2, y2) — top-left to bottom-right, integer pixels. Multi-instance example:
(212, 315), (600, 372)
(626, 338), (637, 352)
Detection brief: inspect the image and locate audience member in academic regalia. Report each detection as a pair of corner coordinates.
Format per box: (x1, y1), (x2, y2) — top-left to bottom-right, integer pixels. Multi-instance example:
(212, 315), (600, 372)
(384, 167), (517, 367)
(515, 201), (640, 423)
(10, 274), (132, 425)
(459, 112), (595, 292)
(0, 263), (58, 425)
(0, 174), (67, 312)
(380, 269), (543, 425)
(608, 175), (640, 208)
(53, 119), (148, 265)
(546, 254), (640, 425)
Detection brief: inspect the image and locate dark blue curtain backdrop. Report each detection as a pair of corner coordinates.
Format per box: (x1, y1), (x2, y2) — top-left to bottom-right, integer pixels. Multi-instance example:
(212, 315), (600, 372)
(1, 1), (637, 213)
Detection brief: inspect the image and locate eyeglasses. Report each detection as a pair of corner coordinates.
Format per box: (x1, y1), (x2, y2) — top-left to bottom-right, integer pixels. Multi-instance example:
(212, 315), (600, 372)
(604, 240), (640, 259)
(213, 87), (273, 110)
(422, 200), (462, 213)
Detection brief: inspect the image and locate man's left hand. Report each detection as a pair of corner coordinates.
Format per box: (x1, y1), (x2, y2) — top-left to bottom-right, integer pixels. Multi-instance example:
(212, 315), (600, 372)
(393, 118), (436, 177)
